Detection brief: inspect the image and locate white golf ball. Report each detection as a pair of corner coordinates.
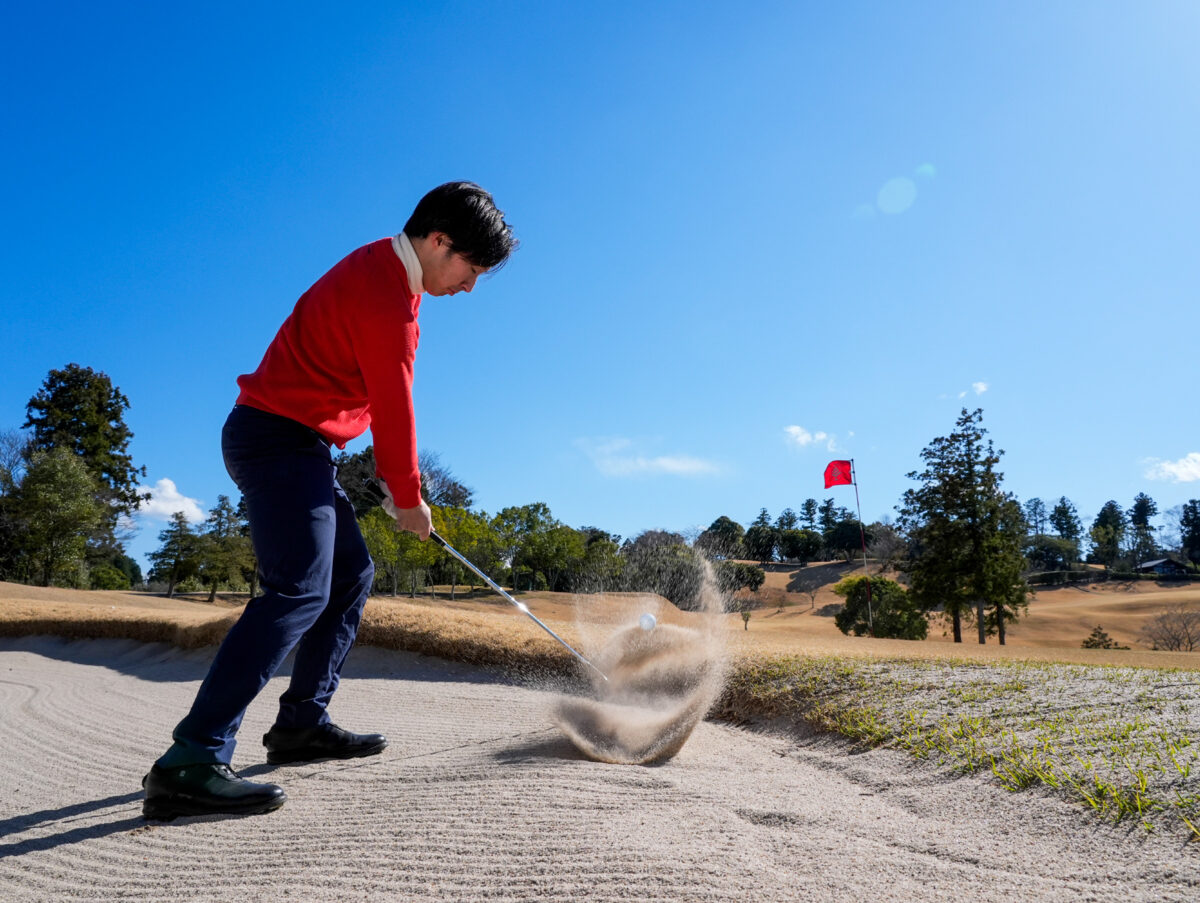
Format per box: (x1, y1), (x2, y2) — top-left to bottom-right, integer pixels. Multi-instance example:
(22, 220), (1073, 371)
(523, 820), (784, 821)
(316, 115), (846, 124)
(639, 613), (657, 631)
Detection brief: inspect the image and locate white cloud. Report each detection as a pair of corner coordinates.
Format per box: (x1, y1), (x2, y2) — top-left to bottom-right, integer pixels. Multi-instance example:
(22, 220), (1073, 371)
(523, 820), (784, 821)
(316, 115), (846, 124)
(1145, 453), (1200, 483)
(577, 438), (719, 478)
(952, 381), (989, 399)
(784, 425), (837, 452)
(137, 478), (205, 522)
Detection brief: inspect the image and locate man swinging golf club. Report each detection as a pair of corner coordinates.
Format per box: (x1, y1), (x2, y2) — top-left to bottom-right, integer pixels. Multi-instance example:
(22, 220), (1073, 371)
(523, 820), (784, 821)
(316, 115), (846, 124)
(142, 182), (516, 820)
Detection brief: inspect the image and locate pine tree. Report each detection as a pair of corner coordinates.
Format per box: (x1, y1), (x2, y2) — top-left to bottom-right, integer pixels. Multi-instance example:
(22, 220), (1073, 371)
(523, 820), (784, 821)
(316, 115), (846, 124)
(148, 511), (201, 598)
(197, 495), (254, 602)
(897, 409), (1030, 644)
(800, 499), (819, 531)
(1181, 500), (1200, 566)
(1128, 492), (1159, 566)
(1089, 501), (1126, 569)
(23, 364), (147, 518)
(1050, 497), (1082, 542)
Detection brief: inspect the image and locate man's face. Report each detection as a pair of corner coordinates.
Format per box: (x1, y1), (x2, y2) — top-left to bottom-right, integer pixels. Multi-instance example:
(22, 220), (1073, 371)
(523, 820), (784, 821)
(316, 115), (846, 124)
(422, 233), (488, 297)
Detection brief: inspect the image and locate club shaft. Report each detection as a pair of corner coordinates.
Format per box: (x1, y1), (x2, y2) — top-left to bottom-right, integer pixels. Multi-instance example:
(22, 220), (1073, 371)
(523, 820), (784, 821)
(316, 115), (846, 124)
(429, 531), (608, 681)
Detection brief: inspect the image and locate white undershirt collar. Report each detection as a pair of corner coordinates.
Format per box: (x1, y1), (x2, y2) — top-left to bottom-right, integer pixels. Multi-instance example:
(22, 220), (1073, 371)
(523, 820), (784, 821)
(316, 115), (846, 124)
(392, 233), (424, 295)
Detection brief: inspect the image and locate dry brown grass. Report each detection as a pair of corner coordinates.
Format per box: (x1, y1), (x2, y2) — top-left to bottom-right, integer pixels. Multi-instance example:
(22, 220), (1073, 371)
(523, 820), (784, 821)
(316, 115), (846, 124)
(4, 575), (1200, 672)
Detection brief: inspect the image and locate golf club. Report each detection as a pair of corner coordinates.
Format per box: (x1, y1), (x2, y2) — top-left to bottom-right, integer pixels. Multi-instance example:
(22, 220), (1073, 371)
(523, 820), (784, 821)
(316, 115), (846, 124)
(429, 530), (609, 682)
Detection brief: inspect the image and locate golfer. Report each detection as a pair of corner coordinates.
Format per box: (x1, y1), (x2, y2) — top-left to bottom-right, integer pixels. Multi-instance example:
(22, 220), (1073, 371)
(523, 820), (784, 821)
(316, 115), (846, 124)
(143, 182), (516, 819)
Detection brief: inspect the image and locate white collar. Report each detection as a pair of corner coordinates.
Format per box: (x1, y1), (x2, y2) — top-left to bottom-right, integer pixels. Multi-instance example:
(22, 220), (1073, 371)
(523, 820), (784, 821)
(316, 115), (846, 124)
(392, 233), (424, 295)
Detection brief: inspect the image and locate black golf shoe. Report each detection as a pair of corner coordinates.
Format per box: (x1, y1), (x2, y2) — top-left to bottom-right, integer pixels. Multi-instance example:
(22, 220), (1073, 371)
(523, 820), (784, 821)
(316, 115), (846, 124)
(263, 722), (388, 765)
(142, 763), (286, 821)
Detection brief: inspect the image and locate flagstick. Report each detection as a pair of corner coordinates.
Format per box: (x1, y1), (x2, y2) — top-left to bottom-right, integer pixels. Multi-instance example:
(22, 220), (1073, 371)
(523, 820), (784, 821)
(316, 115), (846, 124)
(851, 459), (874, 636)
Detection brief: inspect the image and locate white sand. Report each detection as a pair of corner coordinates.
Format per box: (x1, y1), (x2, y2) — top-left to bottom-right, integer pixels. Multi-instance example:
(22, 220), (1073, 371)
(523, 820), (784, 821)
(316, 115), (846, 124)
(1, 636), (1197, 902)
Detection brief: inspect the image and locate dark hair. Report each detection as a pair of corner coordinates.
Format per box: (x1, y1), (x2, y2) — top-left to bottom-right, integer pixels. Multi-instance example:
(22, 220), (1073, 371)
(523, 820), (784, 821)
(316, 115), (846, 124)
(403, 181), (517, 269)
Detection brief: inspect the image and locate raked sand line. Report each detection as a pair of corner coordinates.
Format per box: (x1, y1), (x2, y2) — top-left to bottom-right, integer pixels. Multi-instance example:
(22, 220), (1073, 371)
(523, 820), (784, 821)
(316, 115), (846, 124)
(2, 636), (1199, 902)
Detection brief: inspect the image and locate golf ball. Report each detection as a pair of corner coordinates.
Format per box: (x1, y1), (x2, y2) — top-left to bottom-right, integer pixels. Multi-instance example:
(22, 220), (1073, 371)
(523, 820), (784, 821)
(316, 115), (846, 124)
(639, 613), (657, 631)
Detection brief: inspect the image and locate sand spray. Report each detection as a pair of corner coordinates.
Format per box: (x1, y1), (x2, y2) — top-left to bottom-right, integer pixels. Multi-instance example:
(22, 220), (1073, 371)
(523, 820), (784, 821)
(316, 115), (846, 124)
(551, 559), (728, 764)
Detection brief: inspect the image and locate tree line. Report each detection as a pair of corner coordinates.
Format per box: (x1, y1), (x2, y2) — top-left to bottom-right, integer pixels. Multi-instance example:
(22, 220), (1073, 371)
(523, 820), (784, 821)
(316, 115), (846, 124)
(3, 368), (1199, 647)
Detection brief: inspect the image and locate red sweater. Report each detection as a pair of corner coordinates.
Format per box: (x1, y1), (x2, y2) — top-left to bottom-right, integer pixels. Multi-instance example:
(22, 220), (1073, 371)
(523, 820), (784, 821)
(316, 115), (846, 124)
(236, 238), (423, 507)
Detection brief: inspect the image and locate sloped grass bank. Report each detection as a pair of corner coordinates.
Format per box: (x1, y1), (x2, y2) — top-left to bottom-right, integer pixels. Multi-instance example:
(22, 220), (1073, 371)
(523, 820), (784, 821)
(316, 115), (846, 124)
(721, 654), (1200, 841)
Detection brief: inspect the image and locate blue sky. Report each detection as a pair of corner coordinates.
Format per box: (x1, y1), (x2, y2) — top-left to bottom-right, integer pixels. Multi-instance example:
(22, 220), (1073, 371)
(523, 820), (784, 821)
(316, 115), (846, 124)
(3, 2), (1198, 570)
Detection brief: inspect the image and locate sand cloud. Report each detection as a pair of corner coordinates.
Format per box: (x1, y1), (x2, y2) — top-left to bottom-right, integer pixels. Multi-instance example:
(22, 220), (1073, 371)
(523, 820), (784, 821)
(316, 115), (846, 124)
(784, 425), (837, 452)
(1145, 453), (1200, 483)
(137, 478), (205, 522)
(577, 438), (719, 478)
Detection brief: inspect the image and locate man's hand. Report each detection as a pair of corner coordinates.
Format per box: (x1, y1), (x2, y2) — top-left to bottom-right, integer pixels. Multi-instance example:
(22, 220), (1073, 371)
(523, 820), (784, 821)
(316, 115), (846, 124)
(380, 481), (432, 541)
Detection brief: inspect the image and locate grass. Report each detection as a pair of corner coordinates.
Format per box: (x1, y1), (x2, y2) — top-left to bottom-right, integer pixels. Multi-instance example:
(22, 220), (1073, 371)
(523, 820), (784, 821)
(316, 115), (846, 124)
(720, 653), (1200, 841)
(3, 581), (1200, 841)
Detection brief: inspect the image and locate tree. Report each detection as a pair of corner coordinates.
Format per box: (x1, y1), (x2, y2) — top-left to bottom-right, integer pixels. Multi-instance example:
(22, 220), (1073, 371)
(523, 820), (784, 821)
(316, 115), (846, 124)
(1141, 605), (1200, 652)
(1023, 498), (1047, 536)
(0, 428), (31, 490)
(90, 563), (132, 590)
(1181, 500), (1200, 565)
(1128, 492), (1159, 566)
(1089, 501), (1126, 570)
(1050, 497), (1082, 543)
(777, 528), (822, 563)
(333, 446), (381, 517)
(715, 561), (766, 594)
(333, 446), (473, 516)
(743, 521), (777, 562)
(866, 520), (906, 571)
(576, 535), (624, 592)
(148, 511), (202, 597)
(825, 518), (873, 562)
(696, 515), (745, 560)
(10, 448), (104, 586)
(1025, 535), (1079, 571)
(775, 508), (799, 531)
(418, 450), (473, 508)
(235, 496), (258, 598)
(90, 550), (142, 589)
(515, 524), (586, 593)
(359, 507), (403, 595)
(23, 364), (147, 519)
(491, 502), (558, 589)
(397, 529), (440, 597)
(897, 409), (1031, 645)
(1081, 626), (1129, 650)
(196, 495), (253, 603)
(621, 534), (707, 610)
(800, 498), (819, 531)
(434, 507), (499, 597)
(818, 498), (839, 534)
(833, 575), (927, 640)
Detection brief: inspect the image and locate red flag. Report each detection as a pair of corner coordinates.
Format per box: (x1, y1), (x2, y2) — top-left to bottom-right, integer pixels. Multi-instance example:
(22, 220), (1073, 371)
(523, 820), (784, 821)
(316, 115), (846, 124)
(824, 460), (853, 488)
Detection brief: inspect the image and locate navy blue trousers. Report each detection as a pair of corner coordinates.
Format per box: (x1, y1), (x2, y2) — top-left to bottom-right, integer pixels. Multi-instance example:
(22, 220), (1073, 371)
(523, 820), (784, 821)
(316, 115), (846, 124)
(156, 405), (375, 767)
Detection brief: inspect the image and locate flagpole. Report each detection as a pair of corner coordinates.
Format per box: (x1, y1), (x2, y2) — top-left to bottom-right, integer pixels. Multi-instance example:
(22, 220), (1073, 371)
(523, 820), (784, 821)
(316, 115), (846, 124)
(851, 459), (873, 636)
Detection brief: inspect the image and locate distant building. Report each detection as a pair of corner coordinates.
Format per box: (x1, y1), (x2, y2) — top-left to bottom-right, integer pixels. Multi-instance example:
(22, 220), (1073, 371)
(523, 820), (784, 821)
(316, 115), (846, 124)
(1135, 558), (1191, 577)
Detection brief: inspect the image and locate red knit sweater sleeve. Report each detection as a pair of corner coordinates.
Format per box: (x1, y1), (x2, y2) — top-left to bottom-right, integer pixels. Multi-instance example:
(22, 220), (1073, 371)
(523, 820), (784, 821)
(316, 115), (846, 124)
(351, 288), (423, 508)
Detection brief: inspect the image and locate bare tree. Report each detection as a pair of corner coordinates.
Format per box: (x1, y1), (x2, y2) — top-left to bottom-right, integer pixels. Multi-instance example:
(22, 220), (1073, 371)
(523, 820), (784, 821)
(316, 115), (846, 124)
(1141, 605), (1200, 652)
(418, 451), (473, 508)
(0, 428), (32, 489)
(866, 519), (906, 573)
